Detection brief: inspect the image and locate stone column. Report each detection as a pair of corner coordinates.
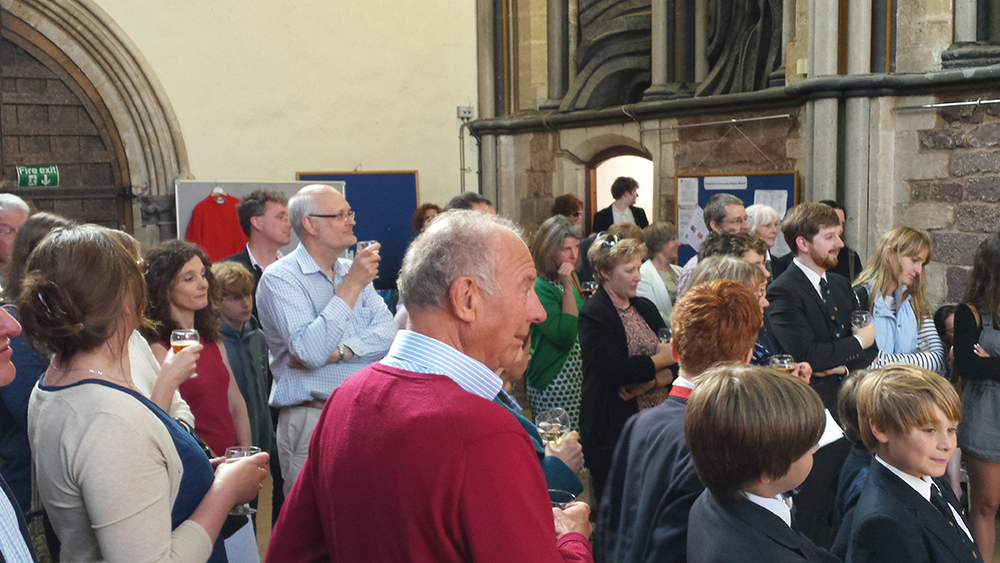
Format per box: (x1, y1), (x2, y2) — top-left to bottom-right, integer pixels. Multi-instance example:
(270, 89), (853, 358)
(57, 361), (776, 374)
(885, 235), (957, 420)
(541, 0), (569, 109)
(477, 0), (498, 202)
(843, 0), (873, 255)
(644, 0), (687, 100)
(694, 0), (708, 81)
(955, 0), (977, 42)
(806, 0), (839, 202)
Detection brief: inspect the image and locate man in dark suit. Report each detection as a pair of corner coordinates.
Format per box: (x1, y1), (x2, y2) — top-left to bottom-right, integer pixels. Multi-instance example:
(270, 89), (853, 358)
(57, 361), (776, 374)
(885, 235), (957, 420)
(590, 176), (648, 234)
(223, 189), (292, 319)
(597, 279), (762, 563)
(766, 202), (878, 548)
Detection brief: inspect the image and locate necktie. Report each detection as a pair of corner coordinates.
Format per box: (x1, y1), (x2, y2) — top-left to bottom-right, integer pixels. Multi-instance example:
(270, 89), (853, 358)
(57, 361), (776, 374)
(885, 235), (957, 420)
(818, 278), (843, 338)
(930, 484), (980, 558)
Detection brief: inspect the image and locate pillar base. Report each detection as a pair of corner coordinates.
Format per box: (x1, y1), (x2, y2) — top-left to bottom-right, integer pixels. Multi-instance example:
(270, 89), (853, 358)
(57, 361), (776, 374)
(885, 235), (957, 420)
(942, 42), (1000, 69)
(539, 99), (563, 110)
(642, 82), (694, 102)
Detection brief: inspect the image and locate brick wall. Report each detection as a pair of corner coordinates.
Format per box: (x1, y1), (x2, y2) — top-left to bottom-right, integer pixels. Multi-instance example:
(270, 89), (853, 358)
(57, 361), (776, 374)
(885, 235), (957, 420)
(914, 95), (1000, 303)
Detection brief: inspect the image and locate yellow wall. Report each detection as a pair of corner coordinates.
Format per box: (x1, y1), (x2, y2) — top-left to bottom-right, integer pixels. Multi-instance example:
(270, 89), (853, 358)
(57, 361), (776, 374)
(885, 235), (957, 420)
(94, 0), (479, 208)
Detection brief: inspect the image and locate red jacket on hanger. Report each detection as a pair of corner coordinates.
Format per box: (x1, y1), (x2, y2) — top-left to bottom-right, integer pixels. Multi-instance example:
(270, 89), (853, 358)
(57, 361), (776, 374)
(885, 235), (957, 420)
(185, 193), (248, 262)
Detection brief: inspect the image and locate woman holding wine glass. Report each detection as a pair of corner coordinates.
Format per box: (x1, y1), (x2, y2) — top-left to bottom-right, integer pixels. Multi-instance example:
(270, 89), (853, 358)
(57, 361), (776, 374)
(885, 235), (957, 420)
(578, 233), (675, 504)
(525, 215), (585, 431)
(852, 227), (943, 374)
(143, 240), (252, 457)
(21, 225), (267, 563)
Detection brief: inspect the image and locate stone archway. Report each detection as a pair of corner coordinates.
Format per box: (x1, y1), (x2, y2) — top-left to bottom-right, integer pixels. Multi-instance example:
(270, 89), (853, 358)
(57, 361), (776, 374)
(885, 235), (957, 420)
(2, 0), (189, 239)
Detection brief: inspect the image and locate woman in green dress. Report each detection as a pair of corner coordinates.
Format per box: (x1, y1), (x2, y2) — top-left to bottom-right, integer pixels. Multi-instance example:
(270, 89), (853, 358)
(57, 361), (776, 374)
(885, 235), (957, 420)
(525, 215), (585, 429)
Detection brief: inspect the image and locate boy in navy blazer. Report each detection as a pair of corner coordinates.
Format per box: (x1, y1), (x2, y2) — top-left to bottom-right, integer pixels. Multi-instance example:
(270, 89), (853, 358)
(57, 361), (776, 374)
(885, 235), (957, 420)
(685, 364), (838, 563)
(843, 365), (980, 563)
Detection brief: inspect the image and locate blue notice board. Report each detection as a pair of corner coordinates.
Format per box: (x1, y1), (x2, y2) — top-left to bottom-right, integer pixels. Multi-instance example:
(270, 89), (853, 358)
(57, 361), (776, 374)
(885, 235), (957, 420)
(296, 171), (419, 289)
(675, 171), (798, 265)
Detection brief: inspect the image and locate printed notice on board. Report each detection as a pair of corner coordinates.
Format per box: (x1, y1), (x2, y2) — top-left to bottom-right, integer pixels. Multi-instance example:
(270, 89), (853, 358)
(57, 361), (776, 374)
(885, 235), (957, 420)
(753, 189), (788, 217)
(704, 176), (748, 191)
(677, 177), (699, 206)
(679, 206), (709, 252)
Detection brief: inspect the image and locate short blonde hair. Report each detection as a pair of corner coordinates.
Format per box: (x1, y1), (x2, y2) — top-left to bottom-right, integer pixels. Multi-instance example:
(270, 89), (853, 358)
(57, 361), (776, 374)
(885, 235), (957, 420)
(211, 261), (255, 299)
(857, 364), (961, 452)
(689, 255), (765, 291)
(587, 234), (646, 285)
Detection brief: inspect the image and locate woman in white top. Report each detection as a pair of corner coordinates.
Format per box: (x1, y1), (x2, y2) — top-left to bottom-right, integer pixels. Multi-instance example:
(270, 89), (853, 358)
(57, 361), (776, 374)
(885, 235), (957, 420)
(636, 223), (683, 325)
(20, 224), (267, 563)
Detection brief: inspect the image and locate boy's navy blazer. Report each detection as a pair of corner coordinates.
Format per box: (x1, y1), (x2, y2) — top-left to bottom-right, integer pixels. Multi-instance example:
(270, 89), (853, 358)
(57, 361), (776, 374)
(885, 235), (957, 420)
(844, 459), (980, 563)
(687, 490), (839, 563)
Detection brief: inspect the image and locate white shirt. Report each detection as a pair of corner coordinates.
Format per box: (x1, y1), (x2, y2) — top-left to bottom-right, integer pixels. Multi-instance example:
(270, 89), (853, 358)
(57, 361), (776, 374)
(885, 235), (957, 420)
(745, 492), (792, 528)
(611, 203), (635, 225)
(672, 375), (695, 391)
(875, 455), (973, 542)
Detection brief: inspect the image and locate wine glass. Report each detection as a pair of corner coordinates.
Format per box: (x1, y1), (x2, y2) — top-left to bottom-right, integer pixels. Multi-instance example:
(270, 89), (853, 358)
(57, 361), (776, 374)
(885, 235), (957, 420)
(581, 281), (597, 298)
(851, 311), (872, 328)
(535, 408), (570, 445)
(356, 240), (379, 255)
(548, 489), (576, 509)
(770, 354), (796, 375)
(170, 329), (199, 378)
(225, 446), (262, 515)
(657, 327), (672, 344)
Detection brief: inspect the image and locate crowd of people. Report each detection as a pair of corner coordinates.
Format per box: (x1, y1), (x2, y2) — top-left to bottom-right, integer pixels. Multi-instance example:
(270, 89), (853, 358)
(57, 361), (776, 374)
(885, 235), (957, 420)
(0, 175), (988, 563)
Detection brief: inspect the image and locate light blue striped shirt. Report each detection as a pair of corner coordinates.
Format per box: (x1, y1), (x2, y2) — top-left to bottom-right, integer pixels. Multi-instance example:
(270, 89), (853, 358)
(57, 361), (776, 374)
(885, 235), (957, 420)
(380, 330), (503, 401)
(257, 244), (397, 407)
(0, 480), (32, 563)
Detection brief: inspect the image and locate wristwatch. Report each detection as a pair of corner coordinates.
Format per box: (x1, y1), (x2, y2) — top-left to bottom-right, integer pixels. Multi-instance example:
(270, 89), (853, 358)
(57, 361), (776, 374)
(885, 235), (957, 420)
(337, 343), (346, 363)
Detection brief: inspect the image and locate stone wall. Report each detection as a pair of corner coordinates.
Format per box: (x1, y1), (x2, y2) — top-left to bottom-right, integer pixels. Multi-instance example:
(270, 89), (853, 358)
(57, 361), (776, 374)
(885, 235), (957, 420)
(912, 91), (1000, 304)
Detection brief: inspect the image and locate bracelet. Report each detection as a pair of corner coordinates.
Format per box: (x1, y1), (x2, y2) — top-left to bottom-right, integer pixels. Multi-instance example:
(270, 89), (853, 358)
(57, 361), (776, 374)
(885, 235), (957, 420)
(337, 343), (345, 363)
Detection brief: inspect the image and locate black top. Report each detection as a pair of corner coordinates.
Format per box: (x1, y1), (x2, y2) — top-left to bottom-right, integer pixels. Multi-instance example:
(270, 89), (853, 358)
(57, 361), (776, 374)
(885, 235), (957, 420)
(953, 303), (1000, 382)
(591, 204), (649, 235)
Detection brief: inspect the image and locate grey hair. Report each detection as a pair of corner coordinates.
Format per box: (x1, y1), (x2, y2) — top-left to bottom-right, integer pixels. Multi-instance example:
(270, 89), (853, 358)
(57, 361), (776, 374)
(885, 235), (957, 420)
(689, 255), (764, 291)
(398, 210), (523, 310)
(703, 193), (744, 229)
(0, 194), (29, 218)
(745, 204), (781, 232)
(287, 185), (326, 238)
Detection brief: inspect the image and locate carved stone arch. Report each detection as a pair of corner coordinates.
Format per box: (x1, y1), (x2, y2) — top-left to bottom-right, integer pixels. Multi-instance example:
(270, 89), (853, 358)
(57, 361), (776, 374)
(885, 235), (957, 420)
(562, 131), (649, 164)
(2, 0), (190, 198)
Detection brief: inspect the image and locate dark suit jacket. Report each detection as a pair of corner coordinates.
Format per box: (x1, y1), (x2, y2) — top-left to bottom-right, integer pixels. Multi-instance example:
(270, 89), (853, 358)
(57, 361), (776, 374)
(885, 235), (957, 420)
(591, 204), (649, 235)
(578, 286), (664, 499)
(688, 491), (839, 563)
(771, 251), (791, 281)
(844, 460), (980, 563)
(598, 395), (701, 563)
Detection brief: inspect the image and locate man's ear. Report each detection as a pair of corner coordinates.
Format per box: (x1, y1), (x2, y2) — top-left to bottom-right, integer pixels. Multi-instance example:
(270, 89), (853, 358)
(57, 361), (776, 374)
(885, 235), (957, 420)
(249, 215), (262, 233)
(449, 277), (478, 323)
(671, 340), (680, 363)
(709, 221), (720, 232)
(740, 347), (754, 365)
(869, 420), (891, 445)
(795, 236), (809, 255)
(301, 216), (319, 237)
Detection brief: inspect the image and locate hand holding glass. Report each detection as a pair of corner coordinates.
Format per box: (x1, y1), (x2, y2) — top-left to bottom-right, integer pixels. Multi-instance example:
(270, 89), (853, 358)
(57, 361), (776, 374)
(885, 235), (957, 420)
(535, 408), (570, 445)
(170, 329), (199, 378)
(225, 446), (261, 515)
(548, 489), (576, 509)
(770, 355), (796, 375)
(581, 281), (597, 297)
(851, 311), (872, 328)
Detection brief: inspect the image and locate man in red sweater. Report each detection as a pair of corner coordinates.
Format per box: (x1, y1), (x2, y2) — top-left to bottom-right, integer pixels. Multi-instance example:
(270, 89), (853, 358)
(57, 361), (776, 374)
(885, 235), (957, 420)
(267, 210), (594, 563)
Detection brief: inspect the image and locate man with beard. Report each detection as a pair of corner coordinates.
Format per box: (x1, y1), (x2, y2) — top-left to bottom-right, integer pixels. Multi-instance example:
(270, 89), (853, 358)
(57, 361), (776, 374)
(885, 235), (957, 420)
(765, 203), (878, 548)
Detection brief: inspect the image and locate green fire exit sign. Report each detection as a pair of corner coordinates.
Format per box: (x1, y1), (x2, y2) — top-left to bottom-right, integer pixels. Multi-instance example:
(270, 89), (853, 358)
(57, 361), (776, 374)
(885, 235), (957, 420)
(16, 165), (59, 187)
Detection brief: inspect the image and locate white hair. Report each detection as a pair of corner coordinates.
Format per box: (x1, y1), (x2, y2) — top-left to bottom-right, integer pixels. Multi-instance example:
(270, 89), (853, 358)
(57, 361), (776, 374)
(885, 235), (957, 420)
(287, 185), (329, 238)
(745, 204), (781, 232)
(0, 194), (29, 218)
(398, 210), (523, 311)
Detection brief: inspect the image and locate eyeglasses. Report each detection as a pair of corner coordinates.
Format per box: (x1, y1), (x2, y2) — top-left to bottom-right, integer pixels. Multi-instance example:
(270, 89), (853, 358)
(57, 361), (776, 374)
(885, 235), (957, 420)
(601, 233), (622, 249)
(309, 210), (355, 221)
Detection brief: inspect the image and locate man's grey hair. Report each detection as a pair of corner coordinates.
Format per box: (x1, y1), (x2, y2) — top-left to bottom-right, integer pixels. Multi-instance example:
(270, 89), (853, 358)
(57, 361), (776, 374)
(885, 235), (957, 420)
(287, 185), (326, 238)
(398, 210), (523, 310)
(703, 193), (744, 229)
(0, 194), (29, 218)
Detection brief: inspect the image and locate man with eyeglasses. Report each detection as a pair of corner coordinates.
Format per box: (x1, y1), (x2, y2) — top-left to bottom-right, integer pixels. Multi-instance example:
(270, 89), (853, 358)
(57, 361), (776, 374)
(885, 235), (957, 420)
(0, 195), (29, 291)
(256, 184), (396, 496)
(675, 193), (749, 296)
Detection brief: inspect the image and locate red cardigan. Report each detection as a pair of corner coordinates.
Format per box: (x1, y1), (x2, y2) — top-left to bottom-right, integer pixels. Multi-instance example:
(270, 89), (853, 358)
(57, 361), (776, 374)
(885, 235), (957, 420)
(266, 362), (592, 563)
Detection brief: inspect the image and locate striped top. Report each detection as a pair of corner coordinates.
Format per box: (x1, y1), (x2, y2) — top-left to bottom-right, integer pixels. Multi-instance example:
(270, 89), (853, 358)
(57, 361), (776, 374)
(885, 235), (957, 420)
(379, 330), (503, 401)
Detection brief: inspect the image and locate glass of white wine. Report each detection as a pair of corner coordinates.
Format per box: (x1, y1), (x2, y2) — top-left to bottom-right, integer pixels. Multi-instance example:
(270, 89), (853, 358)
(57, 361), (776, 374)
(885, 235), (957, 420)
(851, 310), (872, 328)
(657, 327), (672, 344)
(535, 408), (570, 445)
(769, 354), (796, 375)
(225, 446), (262, 515)
(356, 240), (379, 255)
(581, 281), (597, 298)
(170, 329), (199, 378)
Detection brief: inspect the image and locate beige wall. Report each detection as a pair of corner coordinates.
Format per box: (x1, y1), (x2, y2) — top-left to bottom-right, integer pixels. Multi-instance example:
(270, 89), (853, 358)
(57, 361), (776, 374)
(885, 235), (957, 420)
(95, 0), (478, 208)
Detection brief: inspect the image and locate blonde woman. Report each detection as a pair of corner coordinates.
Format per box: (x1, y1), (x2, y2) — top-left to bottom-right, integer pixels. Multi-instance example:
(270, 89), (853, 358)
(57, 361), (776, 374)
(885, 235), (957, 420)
(853, 226), (943, 374)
